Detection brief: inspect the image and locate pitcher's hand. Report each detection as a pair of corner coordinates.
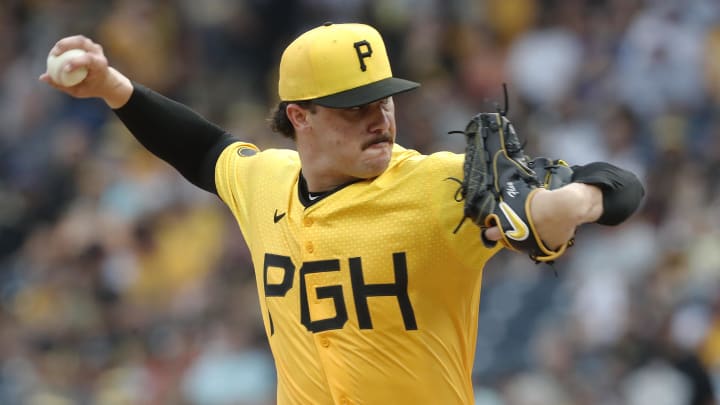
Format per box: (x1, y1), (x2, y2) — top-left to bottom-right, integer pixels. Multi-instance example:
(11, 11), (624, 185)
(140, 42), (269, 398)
(39, 35), (133, 109)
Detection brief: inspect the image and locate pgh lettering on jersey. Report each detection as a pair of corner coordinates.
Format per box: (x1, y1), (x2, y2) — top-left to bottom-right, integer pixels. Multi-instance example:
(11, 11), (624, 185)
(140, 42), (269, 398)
(264, 251), (416, 334)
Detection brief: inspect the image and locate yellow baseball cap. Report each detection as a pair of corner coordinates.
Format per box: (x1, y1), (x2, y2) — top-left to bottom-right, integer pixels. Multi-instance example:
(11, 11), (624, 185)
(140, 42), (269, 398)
(278, 23), (420, 108)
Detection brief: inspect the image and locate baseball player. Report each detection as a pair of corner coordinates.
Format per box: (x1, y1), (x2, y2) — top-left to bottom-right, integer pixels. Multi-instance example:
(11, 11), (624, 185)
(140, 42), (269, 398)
(41, 23), (643, 405)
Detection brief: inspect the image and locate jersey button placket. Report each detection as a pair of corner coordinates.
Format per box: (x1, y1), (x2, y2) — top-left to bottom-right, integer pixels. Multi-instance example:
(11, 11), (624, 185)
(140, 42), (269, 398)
(303, 216), (314, 253)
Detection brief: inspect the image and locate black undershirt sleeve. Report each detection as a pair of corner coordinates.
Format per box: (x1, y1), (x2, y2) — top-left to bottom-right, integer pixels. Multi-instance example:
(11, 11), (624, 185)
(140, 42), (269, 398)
(112, 82), (237, 194)
(571, 162), (645, 226)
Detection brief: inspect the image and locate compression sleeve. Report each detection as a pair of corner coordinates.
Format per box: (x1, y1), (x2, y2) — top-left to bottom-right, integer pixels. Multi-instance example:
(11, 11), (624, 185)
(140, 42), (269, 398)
(112, 82), (237, 194)
(571, 162), (645, 226)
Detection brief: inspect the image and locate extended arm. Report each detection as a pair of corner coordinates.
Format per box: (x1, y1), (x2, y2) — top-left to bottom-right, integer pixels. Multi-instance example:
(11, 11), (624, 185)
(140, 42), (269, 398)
(113, 84), (236, 193)
(39, 35), (235, 194)
(460, 113), (644, 260)
(529, 161), (644, 248)
(486, 162), (644, 249)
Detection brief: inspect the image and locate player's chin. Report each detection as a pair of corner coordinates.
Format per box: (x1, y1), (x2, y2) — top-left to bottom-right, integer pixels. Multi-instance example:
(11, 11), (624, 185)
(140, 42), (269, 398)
(358, 152), (392, 178)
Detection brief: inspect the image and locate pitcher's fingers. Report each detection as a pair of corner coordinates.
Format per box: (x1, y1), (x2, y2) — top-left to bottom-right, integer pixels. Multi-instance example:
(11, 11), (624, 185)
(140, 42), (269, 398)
(483, 226), (502, 242)
(50, 35), (95, 57)
(51, 48), (106, 79)
(63, 51), (94, 72)
(86, 41), (104, 56)
(39, 69), (82, 90)
(39, 73), (65, 90)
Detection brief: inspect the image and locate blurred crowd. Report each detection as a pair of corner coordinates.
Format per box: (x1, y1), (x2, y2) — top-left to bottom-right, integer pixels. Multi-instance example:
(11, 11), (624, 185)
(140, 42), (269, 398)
(1, 0), (719, 404)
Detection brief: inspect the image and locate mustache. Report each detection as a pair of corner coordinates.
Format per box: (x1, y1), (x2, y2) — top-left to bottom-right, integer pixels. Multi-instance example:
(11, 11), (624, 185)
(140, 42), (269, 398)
(361, 134), (392, 150)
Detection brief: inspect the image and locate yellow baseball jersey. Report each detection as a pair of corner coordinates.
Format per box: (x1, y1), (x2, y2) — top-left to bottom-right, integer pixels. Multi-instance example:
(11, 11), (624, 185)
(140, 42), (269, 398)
(215, 143), (499, 405)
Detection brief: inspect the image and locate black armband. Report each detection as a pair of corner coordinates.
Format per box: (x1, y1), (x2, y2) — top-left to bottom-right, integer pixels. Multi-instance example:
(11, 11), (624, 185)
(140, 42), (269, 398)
(113, 82), (237, 194)
(571, 162), (645, 226)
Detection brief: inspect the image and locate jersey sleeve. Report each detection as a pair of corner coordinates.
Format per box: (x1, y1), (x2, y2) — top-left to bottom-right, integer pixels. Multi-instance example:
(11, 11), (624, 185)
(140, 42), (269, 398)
(214, 141), (262, 223)
(214, 142), (301, 232)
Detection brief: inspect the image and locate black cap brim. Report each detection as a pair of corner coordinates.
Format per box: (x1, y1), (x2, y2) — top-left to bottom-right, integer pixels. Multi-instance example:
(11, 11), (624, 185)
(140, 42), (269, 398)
(312, 77), (420, 108)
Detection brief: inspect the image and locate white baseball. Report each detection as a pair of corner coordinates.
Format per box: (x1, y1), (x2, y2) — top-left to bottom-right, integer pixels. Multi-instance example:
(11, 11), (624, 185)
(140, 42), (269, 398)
(47, 49), (88, 87)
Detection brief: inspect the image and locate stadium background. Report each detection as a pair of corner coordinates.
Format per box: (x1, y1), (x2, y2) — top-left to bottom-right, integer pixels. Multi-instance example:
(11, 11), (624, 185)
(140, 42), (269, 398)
(1, 0), (719, 403)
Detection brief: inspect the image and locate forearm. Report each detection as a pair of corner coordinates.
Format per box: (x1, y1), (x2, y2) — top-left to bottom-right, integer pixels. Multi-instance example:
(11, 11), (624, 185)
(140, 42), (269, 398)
(113, 83), (236, 193)
(530, 161), (644, 248)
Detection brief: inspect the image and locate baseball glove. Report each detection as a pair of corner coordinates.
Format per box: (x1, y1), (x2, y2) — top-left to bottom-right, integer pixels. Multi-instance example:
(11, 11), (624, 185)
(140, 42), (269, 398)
(451, 112), (574, 263)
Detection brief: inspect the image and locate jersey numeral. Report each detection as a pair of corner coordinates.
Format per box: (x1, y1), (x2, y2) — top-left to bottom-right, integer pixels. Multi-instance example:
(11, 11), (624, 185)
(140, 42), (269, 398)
(263, 252), (417, 334)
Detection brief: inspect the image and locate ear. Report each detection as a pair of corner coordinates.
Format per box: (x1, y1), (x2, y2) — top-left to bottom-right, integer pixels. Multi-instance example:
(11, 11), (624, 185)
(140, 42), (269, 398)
(286, 103), (312, 133)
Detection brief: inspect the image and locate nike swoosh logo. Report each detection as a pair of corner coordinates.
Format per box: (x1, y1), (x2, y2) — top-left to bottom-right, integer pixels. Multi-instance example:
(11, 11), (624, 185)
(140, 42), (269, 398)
(498, 201), (529, 241)
(273, 209), (286, 223)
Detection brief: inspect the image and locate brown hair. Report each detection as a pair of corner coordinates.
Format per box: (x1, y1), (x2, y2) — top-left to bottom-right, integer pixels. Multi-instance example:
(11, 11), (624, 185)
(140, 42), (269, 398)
(269, 101), (315, 140)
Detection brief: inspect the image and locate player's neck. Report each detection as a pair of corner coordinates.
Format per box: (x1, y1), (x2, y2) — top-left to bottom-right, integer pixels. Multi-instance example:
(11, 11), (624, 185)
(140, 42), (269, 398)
(300, 165), (356, 193)
(298, 172), (361, 206)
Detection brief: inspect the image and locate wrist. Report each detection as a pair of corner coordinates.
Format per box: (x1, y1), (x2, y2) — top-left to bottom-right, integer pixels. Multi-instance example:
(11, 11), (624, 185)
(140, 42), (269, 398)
(572, 182), (603, 224)
(529, 183), (600, 248)
(104, 68), (133, 109)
